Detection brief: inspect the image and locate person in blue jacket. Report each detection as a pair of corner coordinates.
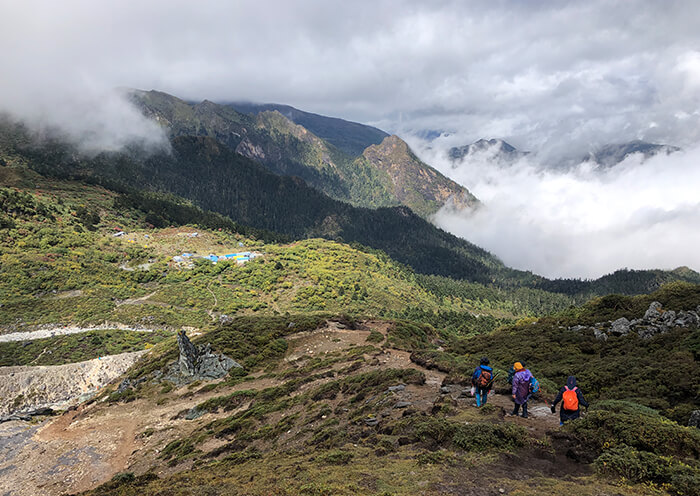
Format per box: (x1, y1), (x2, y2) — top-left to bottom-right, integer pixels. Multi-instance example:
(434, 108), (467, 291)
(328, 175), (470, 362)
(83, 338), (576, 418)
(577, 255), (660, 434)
(471, 357), (494, 407)
(551, 376), (589, 425)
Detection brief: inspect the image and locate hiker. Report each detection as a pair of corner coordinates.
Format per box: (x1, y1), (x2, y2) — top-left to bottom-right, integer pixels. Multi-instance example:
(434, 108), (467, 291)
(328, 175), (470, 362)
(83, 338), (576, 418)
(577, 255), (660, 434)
(510, 362), (532, 418)
(506, 360), (526, 385)
(551, 376), (589, 425)
(471, 357), (494, 407)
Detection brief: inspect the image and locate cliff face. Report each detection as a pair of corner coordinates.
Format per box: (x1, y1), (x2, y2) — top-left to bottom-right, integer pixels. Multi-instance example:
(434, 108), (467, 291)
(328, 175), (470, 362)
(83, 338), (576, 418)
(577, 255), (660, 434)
(362, 135), (479, 218)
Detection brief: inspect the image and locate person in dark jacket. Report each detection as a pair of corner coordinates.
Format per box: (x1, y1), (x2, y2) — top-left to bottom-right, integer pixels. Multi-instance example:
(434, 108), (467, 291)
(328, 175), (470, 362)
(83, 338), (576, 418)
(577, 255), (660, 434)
(511, 362), (532, 418)
(551, 376), (589, 425)
(471, 357), (494, 407)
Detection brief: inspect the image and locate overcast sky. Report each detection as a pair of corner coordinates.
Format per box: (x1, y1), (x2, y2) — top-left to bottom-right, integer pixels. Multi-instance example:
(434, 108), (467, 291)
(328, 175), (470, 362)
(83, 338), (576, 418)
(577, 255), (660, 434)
(1, 0), (699, 277)
(2, 0), (700, 155)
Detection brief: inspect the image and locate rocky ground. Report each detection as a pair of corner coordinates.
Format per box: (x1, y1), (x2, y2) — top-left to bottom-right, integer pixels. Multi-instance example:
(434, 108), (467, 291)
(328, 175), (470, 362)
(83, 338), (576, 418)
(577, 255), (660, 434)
(0, 351), (146, 416)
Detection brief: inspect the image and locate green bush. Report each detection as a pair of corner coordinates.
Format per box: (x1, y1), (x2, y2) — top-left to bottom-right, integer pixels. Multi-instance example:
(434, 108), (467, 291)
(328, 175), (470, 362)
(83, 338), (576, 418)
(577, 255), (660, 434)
(317, 449), (354, 465)
(595, 445), (700, 496)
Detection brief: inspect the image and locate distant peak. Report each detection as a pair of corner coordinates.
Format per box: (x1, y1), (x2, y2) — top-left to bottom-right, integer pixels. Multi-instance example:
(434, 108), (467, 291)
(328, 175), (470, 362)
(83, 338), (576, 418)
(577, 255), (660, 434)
(449, 138), (526, 162)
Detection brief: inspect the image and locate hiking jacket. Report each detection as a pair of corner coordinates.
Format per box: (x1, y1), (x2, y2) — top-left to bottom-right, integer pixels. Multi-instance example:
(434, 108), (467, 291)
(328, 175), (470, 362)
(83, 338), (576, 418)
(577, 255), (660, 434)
(512, 369), (533, 404)
(471, 365), (494, 390)
(552, 376), (589, 413)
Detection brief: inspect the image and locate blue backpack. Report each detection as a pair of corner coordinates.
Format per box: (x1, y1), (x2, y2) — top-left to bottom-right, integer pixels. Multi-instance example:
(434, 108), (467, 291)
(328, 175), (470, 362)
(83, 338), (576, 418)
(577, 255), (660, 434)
(529, 376), (540, 394)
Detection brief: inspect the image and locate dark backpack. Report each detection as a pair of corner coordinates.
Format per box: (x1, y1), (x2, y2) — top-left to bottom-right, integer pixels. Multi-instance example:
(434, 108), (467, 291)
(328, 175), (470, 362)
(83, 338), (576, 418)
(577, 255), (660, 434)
(477, 368), (492, 388)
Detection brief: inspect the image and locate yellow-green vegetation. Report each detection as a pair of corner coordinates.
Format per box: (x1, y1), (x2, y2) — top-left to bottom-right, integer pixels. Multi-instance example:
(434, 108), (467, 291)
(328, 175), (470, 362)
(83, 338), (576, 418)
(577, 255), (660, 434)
(0, 329), (169, 366)
(1, 174), (562, 335)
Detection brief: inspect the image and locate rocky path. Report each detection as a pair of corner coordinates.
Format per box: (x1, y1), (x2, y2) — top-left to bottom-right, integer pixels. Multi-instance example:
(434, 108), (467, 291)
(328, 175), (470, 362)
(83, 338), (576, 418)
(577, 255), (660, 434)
(0, 324), (158, 343)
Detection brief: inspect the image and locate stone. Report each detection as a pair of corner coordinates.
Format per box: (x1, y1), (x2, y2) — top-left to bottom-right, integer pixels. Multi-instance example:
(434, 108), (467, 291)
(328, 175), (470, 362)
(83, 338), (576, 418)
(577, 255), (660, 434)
(177, 330), (199, 376)
(569, 325), (586, 332)
(661, 310), (676, 326)
(167, 330), (243, 385)
(674, 311), (698, 327)
(440, 386), (451, 394)
(394, 401), (412, 409)
(638, 326), (661, 340)
(184, 406), (206, 420)
(593, 329), (608, 341)
(387, 384), (405, 393)
(364, 417), (379, 427)
(610, 318), (631, 336)
(643, 301), (663, 321)
(689, 410), (700, 428)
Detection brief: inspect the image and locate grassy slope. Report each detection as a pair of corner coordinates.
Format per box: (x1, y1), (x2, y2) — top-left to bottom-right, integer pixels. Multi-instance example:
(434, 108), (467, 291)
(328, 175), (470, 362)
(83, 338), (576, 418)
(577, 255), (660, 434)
(81, 294), (699, 496)
(1, 169), (562, 336)
(227, 101), (389, 157)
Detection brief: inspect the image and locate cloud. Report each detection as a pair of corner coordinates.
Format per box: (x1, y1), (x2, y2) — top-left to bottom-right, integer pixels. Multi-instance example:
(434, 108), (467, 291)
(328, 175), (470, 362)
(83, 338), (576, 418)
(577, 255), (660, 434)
(413, 140), (700, 279)
(1, 1), (699, 159)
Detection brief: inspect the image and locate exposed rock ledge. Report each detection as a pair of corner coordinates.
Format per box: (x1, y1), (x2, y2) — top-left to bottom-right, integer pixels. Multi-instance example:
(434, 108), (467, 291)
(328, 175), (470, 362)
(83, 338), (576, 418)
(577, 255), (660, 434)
(0, 351), (146, 416)
(569, 302), (700, 341)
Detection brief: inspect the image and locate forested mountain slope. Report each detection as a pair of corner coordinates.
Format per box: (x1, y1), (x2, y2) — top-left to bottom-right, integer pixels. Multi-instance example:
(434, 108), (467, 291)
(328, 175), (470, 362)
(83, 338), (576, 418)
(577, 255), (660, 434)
(128, 90), (471, 217)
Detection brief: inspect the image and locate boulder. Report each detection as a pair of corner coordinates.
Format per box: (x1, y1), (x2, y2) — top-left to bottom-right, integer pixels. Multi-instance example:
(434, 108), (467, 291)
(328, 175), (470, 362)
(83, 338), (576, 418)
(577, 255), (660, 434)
(643, 301), (663, 321)
(661, 310), (676, 326)
(674, 311), (699, 327)
(593, 329), (608, 341)
(168, 330), (242, 384)
(638, 324), (668, 339)
(689, 410), (700, 428)
(610, 318), (631, 336)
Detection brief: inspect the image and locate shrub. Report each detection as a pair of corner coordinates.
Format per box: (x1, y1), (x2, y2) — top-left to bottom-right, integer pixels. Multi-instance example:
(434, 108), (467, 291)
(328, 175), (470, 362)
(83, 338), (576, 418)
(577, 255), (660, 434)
(317, 449), (353, 465)
(595, 445), (700, 496)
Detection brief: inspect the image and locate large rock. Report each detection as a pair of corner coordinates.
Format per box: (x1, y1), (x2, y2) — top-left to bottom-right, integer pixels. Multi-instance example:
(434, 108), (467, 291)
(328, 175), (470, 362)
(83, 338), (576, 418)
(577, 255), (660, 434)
(637, 325), (662, 339)
(610, 318), (631, 336)
(170, 330), (242, 384)
(643, 301), (663, 321)
(674, 310), (699, 327)
(689, 410), (700, 428)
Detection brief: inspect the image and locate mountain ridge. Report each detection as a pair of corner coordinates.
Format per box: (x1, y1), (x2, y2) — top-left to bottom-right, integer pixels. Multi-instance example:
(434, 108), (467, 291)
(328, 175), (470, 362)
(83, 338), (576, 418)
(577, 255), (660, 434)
(129, 90), (471, 218)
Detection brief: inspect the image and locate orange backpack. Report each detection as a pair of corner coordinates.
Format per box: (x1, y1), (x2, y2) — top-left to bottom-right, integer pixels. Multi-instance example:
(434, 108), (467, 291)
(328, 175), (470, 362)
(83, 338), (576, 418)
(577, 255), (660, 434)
(477, 369), (492, 388)
(562, 386), (579, 411)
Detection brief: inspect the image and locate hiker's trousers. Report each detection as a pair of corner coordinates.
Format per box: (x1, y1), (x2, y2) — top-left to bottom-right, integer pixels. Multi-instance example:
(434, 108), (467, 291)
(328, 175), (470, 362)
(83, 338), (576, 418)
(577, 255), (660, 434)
(475, 388), (489, 407)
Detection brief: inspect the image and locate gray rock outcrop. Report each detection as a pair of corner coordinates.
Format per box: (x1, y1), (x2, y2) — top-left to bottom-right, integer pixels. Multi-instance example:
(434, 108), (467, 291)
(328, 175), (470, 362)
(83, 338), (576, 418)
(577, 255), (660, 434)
(569, 301), (700, 341)
(643, 301), (663, 321)
(610, 318), (631, 336)
(166, 330), (242, 384)
(689, 410), (700, 428)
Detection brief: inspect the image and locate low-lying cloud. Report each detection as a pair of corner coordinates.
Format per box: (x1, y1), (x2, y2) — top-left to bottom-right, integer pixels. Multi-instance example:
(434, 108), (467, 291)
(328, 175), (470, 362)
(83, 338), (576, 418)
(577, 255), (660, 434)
(0, 87), (168, 154)
(1, 1), (699, 160)
(412, 141), (700, 279)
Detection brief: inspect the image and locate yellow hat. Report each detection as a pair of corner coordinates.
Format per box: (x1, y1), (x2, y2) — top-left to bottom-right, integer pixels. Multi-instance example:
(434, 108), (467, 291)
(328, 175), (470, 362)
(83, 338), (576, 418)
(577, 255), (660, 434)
(514, 362), (524, 371)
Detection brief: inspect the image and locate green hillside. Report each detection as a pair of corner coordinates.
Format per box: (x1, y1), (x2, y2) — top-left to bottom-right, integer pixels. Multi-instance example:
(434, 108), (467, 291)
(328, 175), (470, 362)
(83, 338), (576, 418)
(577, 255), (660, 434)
(0, 168), (575, 334)
(128, 90), (471, 217)
(229, 101), (389, 156)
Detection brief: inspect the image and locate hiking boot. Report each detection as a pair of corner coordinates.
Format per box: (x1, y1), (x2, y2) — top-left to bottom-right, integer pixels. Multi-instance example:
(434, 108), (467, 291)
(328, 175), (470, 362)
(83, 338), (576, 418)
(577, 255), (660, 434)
(521, 414), (528, 418)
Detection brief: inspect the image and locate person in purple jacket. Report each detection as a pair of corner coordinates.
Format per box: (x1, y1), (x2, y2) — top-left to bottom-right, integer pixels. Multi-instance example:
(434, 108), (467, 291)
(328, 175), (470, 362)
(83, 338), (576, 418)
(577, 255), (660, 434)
(511, 362), (532, 418)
